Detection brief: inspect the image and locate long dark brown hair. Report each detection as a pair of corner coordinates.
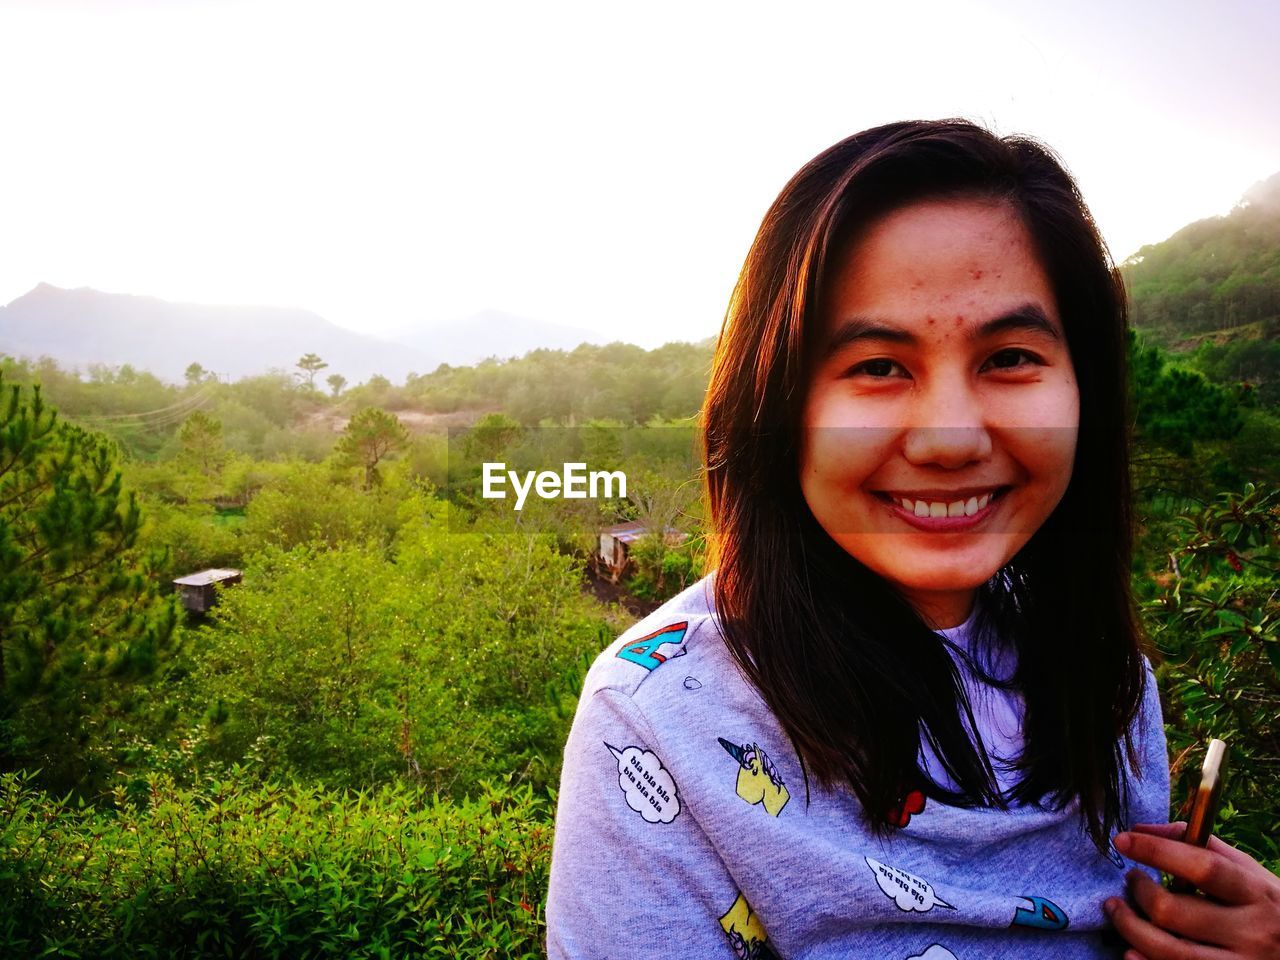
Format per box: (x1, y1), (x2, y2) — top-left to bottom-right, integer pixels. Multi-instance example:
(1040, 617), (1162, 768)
(702, 119), (1147, 853)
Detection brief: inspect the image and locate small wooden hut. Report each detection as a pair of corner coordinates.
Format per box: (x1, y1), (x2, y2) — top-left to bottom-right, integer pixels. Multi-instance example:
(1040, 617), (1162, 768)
(173, 568), (242, 614)
(596, 523), (686, 583)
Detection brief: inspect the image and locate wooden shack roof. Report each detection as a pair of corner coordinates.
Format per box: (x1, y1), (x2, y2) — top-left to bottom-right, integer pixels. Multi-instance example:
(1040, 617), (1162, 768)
(600, 523), (648, 544)
(173, 568), (243, 587)
(599, 523), (688, 545)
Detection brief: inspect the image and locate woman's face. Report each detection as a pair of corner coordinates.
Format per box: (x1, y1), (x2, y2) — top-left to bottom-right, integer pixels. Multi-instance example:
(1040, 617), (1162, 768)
(800, 197), (1080, 629)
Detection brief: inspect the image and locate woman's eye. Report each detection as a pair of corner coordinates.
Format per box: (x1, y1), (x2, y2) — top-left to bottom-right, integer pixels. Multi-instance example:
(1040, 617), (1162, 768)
(846, 358), (906, 379)
(983, 349), (1043, 371)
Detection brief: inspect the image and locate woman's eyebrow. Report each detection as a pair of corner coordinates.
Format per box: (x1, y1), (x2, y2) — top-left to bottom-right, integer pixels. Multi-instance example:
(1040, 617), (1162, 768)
(822, 304), (1062, 358)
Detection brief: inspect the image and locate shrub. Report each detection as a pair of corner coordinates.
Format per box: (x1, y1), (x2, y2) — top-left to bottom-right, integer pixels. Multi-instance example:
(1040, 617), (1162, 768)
(181, 523), (610, 797)
(0, 769), (551, 958)
(239, 463), (402, 553)
(1136, 482), (1279, 871)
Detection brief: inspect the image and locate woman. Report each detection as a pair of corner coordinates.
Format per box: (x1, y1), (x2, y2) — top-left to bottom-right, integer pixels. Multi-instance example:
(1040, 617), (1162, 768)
(546, 120), (1280, 959)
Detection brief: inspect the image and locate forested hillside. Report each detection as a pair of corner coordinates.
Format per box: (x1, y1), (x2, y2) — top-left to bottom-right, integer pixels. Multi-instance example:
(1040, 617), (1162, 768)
(1124, 170), (1280, 405)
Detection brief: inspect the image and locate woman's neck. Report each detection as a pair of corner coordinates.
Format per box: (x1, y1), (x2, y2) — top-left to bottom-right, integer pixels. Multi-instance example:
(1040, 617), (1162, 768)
(903, 588), (977, 630)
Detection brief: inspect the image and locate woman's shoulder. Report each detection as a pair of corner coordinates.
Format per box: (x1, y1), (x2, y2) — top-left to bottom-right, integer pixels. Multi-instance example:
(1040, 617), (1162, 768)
(581, 572), (733, 706)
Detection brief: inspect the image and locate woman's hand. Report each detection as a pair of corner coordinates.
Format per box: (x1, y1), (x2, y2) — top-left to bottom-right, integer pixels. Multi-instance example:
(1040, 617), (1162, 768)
(1104, 821), (1280, 959)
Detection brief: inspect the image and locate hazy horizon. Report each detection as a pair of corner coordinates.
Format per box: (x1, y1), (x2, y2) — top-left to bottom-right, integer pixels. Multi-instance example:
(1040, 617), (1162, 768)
(2, 0), (1277, 349)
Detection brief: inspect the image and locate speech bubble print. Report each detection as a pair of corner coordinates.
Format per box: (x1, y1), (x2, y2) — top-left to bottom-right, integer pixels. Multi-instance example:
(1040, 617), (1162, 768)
(865, 857), (954, 913)
(604, 743), (681, 824)
(907, 946), (959, 960)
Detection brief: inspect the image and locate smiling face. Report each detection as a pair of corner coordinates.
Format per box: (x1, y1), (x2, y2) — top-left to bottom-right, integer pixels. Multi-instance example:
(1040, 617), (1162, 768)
(800, 197), (1080, 629)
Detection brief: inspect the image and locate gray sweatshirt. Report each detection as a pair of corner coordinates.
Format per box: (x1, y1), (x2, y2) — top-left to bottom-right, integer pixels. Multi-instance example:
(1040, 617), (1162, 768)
(546, 575), (1169, 959)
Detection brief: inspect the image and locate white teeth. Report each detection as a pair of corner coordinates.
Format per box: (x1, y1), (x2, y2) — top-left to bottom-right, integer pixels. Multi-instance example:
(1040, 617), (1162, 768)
(896, 490), (1000, 517)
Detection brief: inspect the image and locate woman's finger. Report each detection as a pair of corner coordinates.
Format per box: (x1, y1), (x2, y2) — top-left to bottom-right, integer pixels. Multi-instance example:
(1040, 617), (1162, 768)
(1105, 896), (1236, 960)
(1128, 822), (1190, 842)
(1129, 822), (1274, 877)
(1125, 869), (1235, 945)
(1115, 830), (1256, 903)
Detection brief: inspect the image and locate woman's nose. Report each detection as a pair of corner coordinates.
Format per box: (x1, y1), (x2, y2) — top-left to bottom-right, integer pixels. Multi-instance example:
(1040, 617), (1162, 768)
(900, 379), (993, 468)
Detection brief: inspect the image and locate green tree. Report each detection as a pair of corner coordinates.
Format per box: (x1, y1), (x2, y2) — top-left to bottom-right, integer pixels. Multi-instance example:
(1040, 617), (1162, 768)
(0, 374), (178, 785)
(1131, 331), (1243, 454)
(335, 408), (410, 490)
(177, 410), (224, 478)
(621, 456), (701, 596)
(326, 372), (347, 398)
(463, 412), (523, 462)
(295, 353), (328, 390)
(347, 373), (398, 410)
(1129, 331), (1247, 499)
(184, 362), (208, 386)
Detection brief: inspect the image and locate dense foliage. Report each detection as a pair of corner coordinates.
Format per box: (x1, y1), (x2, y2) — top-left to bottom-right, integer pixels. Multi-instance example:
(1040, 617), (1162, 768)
(0, 769), (550, 958)
(402, 341), (712, 424)
(180, 526), (608, 796)
(1135, 484), (1279, 868)
(0, 373), (180, 792)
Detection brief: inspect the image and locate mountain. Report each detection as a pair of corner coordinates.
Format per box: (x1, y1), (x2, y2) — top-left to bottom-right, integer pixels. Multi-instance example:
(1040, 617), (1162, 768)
(1122, 171), (1280, 348)
(387, 310), (607, 366)
(0, 284), (440, 384)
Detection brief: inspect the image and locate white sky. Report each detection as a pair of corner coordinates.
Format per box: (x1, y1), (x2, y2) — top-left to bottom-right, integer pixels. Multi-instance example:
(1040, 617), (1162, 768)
(1, 0), (1277, 347)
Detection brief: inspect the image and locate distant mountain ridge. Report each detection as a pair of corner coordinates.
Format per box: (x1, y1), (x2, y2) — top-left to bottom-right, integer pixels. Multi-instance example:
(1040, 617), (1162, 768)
(0, 285), (613, 384)
(8, 169), (1277, 386)
(385, 309), (608, 367)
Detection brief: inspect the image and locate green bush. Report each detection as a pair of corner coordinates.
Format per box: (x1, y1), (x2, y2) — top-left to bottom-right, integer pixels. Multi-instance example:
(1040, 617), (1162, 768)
(238, 462), (403, 553)
(1136, 482), (1279, 871)
(142, 501), (245, 583)
(177, 519), (610, 796)
(624, 530), (705, 603)
(0, 769), (551, 959)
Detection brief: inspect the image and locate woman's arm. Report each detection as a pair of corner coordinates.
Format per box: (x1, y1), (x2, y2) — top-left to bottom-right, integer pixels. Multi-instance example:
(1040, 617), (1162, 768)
(546, 685), (751, 960)
(1104, 822), (1280, 959)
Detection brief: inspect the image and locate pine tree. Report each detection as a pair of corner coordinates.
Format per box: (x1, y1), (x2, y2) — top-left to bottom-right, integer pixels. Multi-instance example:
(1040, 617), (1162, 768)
(1130, 330), (1243, 456)
(178, 410), (225, 477)
(296, 353), (329, 390)
(0, 373), (178, 781)
(335, 408), (409, 490)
